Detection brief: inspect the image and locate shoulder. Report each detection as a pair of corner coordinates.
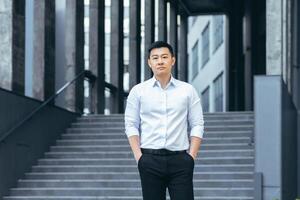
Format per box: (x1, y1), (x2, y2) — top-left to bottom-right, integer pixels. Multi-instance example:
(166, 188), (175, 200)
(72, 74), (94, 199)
(129, 78), (152, 94)
(174, 79), (195, 92)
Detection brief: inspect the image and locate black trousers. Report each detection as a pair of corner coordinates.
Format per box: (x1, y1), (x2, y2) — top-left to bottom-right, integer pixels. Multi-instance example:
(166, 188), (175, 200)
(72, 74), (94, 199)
(138, 149), (195, 200)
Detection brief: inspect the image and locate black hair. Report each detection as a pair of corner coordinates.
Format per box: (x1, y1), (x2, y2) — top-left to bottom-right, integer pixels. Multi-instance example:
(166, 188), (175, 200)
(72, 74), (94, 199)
(148, 41), (174, 58)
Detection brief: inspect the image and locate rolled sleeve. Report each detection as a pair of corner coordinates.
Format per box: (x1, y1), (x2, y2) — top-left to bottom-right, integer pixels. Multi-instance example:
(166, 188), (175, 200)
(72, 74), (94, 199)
(188, 87), (204, 138)
(124, 86), (140, 138)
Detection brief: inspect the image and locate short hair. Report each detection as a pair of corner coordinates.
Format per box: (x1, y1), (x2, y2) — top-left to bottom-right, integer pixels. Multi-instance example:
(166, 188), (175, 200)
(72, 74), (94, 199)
(148, 41), (174, 58)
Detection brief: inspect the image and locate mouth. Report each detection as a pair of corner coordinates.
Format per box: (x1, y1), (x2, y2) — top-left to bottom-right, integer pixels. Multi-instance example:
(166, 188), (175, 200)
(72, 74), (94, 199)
(157, 67), (166, 70)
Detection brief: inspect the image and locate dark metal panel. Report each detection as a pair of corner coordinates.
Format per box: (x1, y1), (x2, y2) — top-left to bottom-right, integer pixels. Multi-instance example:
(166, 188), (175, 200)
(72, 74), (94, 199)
(178, 0), (231, 15)
(75, 0), (85, 113)
(129, 0), (141, 89)
(178, 14), (188, 82)
(144, 0), (155, 80)
(44, 0), (56, 100)
(110, 0), (124, 113)
(169, 0), (178, 78)
(89, 0), (105, 114)
(228, 0), (244, 111)
(12, 0), (26, 94)
(158, 0), (167, 41)
(0, 88), (79, 198)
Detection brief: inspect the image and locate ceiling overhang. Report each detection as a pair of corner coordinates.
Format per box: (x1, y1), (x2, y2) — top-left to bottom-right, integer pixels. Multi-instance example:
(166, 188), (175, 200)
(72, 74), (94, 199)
(178, 0), (231, 16)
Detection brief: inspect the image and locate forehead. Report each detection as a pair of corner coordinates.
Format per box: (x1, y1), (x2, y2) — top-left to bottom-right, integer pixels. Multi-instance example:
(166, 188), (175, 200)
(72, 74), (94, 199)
(149, 47), (171, 56)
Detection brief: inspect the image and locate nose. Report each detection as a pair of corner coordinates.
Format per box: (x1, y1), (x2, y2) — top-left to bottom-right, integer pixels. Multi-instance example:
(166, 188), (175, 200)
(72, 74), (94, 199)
(157, 57), (163, 64)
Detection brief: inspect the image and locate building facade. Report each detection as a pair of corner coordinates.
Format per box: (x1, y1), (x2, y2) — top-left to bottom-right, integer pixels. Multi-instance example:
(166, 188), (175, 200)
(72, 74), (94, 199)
(188, 15), (226, 113)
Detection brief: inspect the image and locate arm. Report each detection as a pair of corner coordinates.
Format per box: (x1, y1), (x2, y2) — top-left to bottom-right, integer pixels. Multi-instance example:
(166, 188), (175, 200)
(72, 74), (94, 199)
(189, 136), (202, 159)
(124, 86), (142, 162)
(188, 86), (204, 159)
(128, 135), (142, 162)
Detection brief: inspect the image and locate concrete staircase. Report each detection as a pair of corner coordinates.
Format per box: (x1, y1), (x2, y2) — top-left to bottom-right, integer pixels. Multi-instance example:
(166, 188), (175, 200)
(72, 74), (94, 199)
(4, 112), (255, 200)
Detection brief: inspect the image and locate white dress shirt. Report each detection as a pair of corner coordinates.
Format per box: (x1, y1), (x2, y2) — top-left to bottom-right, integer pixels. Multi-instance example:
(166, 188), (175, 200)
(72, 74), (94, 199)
(125, 76), (204, 151)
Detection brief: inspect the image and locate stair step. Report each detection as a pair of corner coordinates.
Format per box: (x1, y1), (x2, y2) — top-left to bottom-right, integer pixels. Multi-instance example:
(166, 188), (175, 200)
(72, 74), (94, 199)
(55, 137), (252, 146)
(61, 131), (253, 139)
(66, 125), (254, 133)
(71, 120), (254, 127)
(17, 179), (253, 188)
(29, 164), (254, 173)
(9, 187), (253, 197)
(37, 157), (254, 166)
(3, 196), (254, 200)
(26, 171), (253, 179)
(44, 149), (254, 159)
(50, 144), (253, 152)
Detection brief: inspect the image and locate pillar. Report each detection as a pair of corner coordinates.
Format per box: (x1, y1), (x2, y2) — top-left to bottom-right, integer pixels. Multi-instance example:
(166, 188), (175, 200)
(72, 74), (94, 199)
(129, 0), (141, 89)
(89, 0), (105, 114)
(158, 0), (167, 41)
(169, 0), (178, 78)
(178, 13), (188, 82)
(144, 0), (155, 80)
(32, 0), (55, 101)
(110, 0), (124, 113)
(64, 0), (84, 113)
(0, 0), (25, 94)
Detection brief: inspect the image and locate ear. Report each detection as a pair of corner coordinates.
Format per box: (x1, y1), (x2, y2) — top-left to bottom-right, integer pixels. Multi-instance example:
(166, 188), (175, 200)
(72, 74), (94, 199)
(148, 59), (152, 69)
(172, 57), (176, 66)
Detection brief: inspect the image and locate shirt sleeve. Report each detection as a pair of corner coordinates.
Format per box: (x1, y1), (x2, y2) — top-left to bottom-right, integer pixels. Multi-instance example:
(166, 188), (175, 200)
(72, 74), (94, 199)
(188, 86), (204, 138)
(124, 86), (140, 138)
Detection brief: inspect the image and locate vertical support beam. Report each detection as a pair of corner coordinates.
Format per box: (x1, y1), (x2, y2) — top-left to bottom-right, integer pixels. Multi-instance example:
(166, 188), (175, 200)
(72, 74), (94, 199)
(65, 0), (84, 113)
(178, 13), (188, 82)
(0, 0), (25, 94)
(129, 0), (141, 89)
(169, 0), (178, 78)
(32, 0), (55, 101)
(243, 0), (252, 110)
(228, 0), (244, 111)
(90, 0), (105, 114)
(291, 0), (300, 195)
(158, 0), (167, 41)
(110, 0), (124, 113)
(144, 0), (155, 80)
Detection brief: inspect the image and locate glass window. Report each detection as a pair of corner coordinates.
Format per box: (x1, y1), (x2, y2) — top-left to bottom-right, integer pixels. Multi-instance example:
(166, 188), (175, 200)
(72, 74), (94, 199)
(213, 15), (224, 52)
(213, 73), (223, 112)
(201, 23), (210, 67)
(192, 41), (199, 79)
(201, 87), (210, 112)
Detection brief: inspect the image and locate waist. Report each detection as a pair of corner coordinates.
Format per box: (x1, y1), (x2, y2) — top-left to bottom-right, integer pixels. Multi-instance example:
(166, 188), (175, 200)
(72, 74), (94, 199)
(141, 148), (187, 156)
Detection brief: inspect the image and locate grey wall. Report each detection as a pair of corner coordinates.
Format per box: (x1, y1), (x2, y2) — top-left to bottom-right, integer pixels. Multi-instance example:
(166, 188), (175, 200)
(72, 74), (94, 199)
(0, 88), (79, 198)
(254, 75), (298, 200)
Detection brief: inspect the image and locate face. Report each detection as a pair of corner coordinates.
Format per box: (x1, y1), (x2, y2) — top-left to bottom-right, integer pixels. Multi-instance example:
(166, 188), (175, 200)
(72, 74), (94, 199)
(148, 47), (176, 77)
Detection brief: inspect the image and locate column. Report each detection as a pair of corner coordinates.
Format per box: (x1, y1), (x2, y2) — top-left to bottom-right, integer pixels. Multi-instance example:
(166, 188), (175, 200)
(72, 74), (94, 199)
(129, 0), (141, 89)
(178, 13), (188, 82)
(158, 0), (167, 41)
(169, 0), (178, 78)
(144, 0), (155, 80)
(65, 0), (84, 113)
(110, 0), (124, 113)
(228, 0), (245, 111)
(90, 0), (105, 114)
(32, 0), (55, 101)
(0, 0), (25, 94)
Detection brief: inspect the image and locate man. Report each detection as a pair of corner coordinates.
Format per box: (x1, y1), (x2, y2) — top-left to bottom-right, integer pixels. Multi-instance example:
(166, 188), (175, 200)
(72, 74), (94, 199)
(125, 41), (204, 200)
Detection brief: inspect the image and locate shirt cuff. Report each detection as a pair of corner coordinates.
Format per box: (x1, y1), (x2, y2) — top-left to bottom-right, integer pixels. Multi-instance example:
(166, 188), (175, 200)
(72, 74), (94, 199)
(125, 127), (140, 138)
(190, 125), (204, 138)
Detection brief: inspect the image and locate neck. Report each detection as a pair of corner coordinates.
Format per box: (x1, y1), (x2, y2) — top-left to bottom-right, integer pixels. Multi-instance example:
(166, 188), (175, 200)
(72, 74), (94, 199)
(155, 74), (171, 89)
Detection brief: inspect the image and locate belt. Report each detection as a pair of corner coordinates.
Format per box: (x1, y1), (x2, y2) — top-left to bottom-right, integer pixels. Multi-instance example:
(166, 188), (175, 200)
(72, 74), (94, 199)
(141, 148), (186, 156)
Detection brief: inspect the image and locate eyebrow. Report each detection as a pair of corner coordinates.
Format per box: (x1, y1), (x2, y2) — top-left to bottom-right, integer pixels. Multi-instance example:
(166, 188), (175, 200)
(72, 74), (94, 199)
(151, 53), (169, 57)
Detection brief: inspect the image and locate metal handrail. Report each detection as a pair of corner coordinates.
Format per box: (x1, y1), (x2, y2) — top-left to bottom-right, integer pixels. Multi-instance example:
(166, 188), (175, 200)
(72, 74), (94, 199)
(0, 70), (95, 143)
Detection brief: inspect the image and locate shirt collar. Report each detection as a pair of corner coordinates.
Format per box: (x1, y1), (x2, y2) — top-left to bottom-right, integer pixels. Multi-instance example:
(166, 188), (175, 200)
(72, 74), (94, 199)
(151, 75), (177, 88)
